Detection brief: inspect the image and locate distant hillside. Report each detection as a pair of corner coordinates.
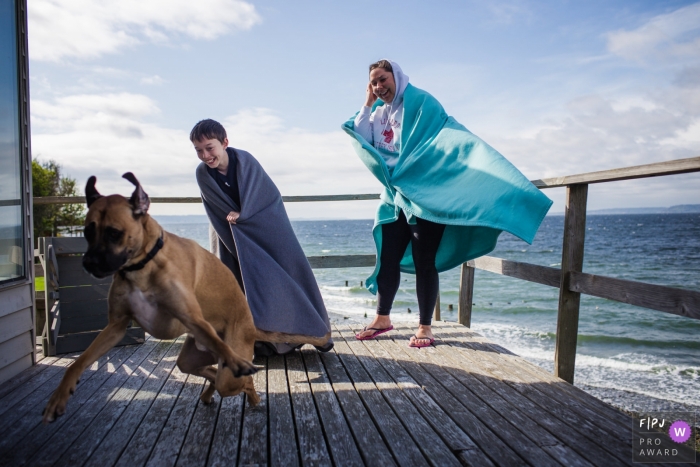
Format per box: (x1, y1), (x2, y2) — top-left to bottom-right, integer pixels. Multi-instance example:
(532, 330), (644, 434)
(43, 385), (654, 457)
(587, 204), (700, 215)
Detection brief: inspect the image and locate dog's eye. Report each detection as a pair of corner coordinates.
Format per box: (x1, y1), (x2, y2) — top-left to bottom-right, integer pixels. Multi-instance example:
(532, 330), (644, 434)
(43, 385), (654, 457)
(84, 223), (96, 242)
(104, 227), (123, 243)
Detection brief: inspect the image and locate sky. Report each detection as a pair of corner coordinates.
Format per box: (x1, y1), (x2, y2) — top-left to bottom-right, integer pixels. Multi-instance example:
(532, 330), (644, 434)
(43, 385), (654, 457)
(27, 0), (700, 218)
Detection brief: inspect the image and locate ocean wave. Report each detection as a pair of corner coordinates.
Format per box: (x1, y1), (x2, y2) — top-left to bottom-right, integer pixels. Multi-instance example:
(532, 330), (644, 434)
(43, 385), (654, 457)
(576, 334), (700, 350)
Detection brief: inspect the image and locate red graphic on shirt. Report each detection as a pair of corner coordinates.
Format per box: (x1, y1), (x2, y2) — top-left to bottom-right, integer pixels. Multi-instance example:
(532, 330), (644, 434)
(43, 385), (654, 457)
(382, 127), (394, 143)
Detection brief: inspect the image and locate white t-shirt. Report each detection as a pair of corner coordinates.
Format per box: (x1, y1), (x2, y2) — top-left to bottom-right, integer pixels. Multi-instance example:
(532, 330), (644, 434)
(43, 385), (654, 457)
(353, 101), (403, 168)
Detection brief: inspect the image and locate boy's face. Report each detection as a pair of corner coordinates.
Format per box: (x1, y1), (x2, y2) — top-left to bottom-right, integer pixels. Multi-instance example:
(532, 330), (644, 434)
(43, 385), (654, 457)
(194, 137), (228, 169)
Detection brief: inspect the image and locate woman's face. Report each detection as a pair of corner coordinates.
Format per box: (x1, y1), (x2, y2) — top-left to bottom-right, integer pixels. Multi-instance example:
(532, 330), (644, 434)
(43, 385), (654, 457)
(369, 67), (396, 103)
(194, 137), (229, 169)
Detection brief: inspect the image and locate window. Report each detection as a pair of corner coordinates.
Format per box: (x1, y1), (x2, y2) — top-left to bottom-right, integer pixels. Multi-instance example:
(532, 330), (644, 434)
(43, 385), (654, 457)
(0, 0), (25, 283)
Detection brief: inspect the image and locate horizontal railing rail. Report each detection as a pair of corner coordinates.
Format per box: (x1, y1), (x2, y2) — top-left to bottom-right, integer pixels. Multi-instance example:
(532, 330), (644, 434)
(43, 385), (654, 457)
(33, 156), (700, 384)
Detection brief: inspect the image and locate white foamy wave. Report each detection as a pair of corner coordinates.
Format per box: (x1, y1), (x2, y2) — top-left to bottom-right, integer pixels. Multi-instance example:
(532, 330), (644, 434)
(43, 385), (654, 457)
(471, 320), (700, 408)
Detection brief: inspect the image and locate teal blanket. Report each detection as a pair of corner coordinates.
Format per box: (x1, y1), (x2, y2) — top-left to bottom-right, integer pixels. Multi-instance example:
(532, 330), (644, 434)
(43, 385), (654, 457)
(342, 83), (553, 294)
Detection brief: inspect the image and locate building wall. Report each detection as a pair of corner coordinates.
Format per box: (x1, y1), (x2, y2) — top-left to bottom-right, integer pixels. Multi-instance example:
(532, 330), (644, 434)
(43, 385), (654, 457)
(0, 0), (34, 385)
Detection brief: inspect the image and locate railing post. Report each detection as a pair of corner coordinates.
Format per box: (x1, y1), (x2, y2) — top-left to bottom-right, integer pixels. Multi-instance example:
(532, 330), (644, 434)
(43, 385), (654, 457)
(555, 183), (588, 384)
(459, 262), (475, 327)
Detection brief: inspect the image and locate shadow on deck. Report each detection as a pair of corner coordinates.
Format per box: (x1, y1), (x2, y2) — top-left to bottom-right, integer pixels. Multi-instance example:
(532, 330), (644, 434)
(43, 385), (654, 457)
(0, 321), (644, 467)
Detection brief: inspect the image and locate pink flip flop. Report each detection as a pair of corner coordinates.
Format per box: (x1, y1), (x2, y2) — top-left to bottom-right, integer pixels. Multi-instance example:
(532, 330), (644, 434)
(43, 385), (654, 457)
(355, 325), (394, 341)
(408, 335), (435, 348)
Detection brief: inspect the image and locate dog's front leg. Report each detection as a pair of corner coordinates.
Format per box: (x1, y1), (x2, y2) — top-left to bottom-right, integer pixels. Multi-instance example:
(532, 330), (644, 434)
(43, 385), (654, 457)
(42, 312), (130, 423)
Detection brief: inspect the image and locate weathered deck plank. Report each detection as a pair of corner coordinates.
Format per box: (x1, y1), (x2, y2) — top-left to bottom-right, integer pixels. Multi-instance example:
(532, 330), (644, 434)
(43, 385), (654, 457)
(114, 361), (189, 467)
(391, 325), (587, 467)
(301, 348), (364, 467)
(345, 325), (495, 466)
(332, 328), (429, 466)
(0, 344), (141, 467)
(286, 350), (332, 467)
(28, 339), (161, 467)
(83, 337), (182, 467)
(207, 393), (245, 467)
(434, 323), (634, 465)
(237, 356), (268, 466)
(0, 354), (59, 400)
(58, 339), (176, 466)
(379, 325), (531, 467)
(336, 325), (463, 467)
(0, 321), (639, 467)
(0, 351), (78, 419)
(318, 339), (397, 466)
(267, 354), (299, 467)
(145, 373), (206, 466)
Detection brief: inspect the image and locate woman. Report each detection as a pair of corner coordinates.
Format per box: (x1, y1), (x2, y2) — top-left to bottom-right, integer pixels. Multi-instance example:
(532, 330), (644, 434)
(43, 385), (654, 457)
(192, 119), (332, 355)
(344, 60), (552, 347)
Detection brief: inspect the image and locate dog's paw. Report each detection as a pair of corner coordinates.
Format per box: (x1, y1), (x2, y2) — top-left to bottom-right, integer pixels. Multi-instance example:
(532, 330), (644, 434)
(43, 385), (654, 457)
(246, 390), (261, 407)
(223, 358), (259, 377)
(200, 383), (216, 405)
(42, 385), (73, 424)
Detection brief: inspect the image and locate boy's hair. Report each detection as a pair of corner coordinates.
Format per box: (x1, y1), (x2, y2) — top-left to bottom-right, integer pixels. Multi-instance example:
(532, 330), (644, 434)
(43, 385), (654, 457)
(369, 59), (393, 74)
(190, 119), (227, 144)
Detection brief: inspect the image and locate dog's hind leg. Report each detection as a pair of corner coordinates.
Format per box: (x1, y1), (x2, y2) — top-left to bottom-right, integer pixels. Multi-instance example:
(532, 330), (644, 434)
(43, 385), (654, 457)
(177, 336), (220, 403)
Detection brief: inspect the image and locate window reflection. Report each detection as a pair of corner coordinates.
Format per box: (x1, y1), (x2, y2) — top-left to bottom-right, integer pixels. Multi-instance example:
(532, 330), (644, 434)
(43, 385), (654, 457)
(0, 0), (25, 282)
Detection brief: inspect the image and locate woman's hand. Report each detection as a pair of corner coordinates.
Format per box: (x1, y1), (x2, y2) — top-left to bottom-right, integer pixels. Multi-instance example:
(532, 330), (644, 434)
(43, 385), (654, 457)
(227, 211), (240, 224)
(364, 82), (378, 107)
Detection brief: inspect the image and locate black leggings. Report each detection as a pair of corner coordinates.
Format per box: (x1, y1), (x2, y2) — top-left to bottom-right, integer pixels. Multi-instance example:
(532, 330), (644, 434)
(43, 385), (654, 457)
(376, 211), (446, 326)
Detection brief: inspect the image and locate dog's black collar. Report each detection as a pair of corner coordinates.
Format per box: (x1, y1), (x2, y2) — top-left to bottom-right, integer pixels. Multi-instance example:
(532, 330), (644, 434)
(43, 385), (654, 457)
(118, 231), (164, 279)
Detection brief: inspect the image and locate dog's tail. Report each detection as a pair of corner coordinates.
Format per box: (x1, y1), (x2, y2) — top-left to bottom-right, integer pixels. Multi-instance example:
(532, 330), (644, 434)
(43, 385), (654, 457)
(254, 329), (330, 347)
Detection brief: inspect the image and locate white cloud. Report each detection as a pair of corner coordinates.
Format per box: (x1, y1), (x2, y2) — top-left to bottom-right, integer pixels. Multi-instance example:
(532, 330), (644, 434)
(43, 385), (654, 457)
(481, 86), (700, 212)
(28, 0), (261, 62)
(30, 94), (382, 218)
(606, 2), (700, 64)
(140, 75), (165, 86)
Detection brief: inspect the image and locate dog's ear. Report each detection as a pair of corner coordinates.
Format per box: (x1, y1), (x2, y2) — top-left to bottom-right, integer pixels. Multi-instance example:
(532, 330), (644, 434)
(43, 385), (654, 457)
(122, 172), (150, 216)
(85, 176), (103, 208)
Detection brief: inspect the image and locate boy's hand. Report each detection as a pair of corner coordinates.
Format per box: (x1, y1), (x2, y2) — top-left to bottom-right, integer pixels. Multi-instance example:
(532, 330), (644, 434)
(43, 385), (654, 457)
(227, 211), (240, 224)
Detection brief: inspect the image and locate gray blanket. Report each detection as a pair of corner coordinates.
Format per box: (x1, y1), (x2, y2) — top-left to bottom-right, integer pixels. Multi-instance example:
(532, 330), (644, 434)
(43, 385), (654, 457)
(196, 149), (331, 340)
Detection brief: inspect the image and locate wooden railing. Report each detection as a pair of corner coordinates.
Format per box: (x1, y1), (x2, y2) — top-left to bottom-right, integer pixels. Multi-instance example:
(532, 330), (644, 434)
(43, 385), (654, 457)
(34, 156), (700, 384)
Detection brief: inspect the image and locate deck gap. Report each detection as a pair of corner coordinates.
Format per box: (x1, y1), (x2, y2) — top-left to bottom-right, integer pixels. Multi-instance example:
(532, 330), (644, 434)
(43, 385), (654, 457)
(143, 355), (190, 466)
(265, 355), (272, 467)
(314, 350), (368, 467)
(172, 376), (207, 467)
(203, 376), (222, 467)
(284, 353), (305, 467)
(333, 327), (401, 465)
(111, 341), (181, 467)
(48, 340), (163, 466)
(300, 347), (336, 467)
(234, 370), (249, 467)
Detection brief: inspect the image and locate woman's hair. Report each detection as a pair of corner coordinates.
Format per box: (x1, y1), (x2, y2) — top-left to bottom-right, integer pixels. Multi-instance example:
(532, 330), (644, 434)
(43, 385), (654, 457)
(190, 119), (227, 144)
(369, 59), (393, 74)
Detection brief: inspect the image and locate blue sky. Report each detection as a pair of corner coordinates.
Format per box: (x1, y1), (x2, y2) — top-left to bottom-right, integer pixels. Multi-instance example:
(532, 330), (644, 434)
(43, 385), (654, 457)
(28, 0), (700, 218)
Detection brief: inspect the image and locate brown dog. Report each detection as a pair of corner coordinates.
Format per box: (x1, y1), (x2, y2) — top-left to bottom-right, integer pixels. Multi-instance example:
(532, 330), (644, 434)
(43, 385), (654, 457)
(42, 173), (329, 423)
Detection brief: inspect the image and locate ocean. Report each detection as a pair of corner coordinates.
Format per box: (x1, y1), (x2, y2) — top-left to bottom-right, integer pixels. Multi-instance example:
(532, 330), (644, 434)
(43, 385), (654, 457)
(156, 213), (700, 414)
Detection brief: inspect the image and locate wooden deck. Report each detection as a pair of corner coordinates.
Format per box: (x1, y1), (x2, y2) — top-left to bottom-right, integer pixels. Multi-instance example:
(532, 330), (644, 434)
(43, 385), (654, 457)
(0, 321), (644, 467)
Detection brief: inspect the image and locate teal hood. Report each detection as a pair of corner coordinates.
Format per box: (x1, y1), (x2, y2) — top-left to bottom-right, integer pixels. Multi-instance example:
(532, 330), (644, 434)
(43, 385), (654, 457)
(342, 83), (553, 294)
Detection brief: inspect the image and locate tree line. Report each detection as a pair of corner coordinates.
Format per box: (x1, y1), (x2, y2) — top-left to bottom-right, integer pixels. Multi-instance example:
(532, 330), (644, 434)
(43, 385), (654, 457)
(32, 159), (85, 240)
